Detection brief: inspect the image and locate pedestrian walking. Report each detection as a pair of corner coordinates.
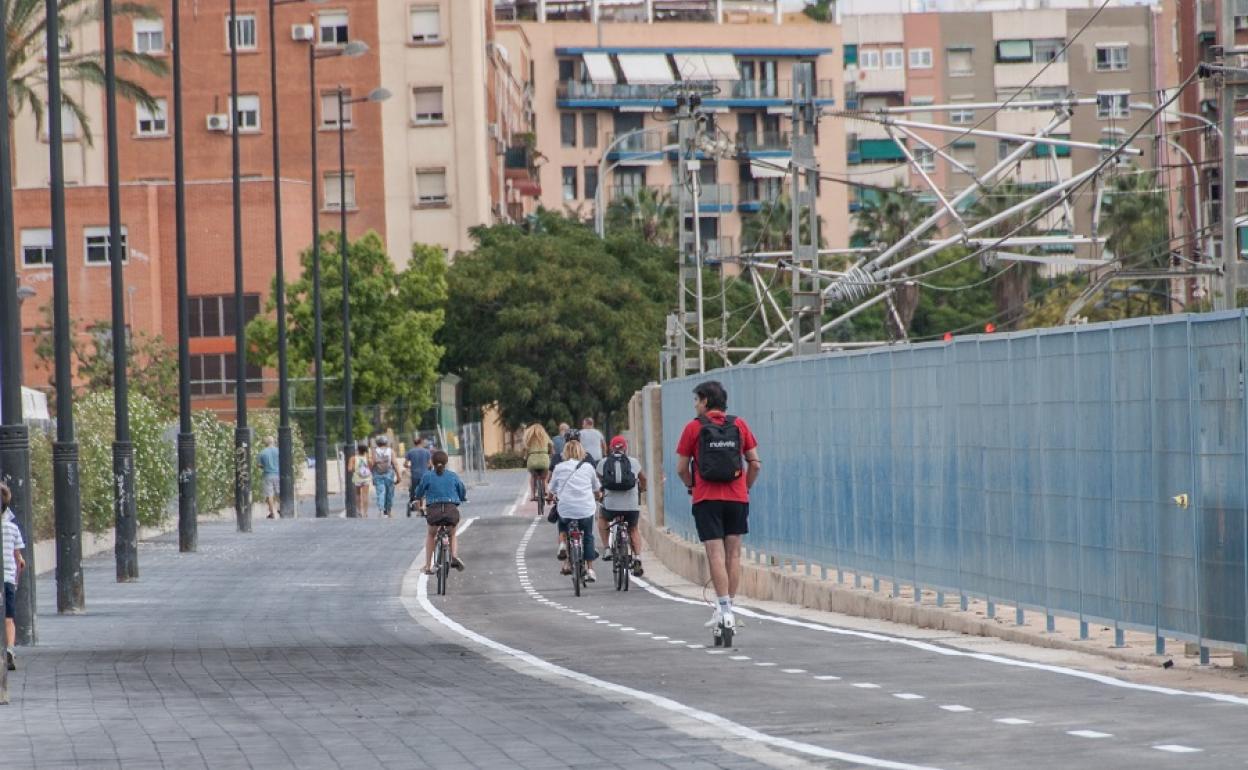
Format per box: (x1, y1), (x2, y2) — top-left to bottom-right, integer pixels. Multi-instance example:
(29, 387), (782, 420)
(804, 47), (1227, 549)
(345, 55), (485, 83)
(371, 435), (398, 518)
(1, 482), (26, 672)
(258, 436), (281, 519)
(578, 418), (606, 464)
(675, 380), (760, 634)
(415, 450), (467, 574)
(597, 435), (646, 577)
(405, 434), (432, 517)
(348, 442), (372, 518)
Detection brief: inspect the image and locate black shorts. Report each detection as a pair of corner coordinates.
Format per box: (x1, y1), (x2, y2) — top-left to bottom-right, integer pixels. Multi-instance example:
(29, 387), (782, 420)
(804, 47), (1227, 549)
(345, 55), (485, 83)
(426, 503), (461, 528)
(3, 582), (14, 619)
(692, 500), (749, 543)
(600, 509), (640, 528)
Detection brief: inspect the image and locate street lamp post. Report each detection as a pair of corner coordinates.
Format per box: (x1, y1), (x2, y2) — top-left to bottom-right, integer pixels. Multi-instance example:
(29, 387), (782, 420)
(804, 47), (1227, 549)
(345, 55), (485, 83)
(229, 0), (253, 533)
(45, 0), (85, 613)
(102, 0), (138, 582)
(172, 0), (197, 552)
(0, 0), (35, 646)
(333, 85), (389, 518)
(306, 39), (368, 518)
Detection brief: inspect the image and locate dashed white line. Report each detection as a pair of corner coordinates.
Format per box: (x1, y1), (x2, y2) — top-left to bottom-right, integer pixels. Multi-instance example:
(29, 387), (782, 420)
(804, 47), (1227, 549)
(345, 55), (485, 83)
(652, 636), (670, 641)
(755, 662), (777, 667)
(1067, 731), (1112, 739)
(781, 668), (807, 674)
(939, 705), (973, 713)
(687, 644), (705, 649)
(1152, 745), (1202, 754)
(892, 694), (925, 701)
(730, 655), (751, 661)
(852, 683), (881, 689)
(994, 718), (1033, 726)
(814, 675), (842, 681)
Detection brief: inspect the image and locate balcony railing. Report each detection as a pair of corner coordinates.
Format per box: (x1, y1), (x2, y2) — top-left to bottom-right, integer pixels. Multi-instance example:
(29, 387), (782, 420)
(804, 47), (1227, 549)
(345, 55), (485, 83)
(557, 79), (835, 103)
(605, 131), (668, 155)
(735, 131), (790, 153)
(739, 179), (785, 206)
(607, 183), (734, 211)
(495, 0), (779, 23)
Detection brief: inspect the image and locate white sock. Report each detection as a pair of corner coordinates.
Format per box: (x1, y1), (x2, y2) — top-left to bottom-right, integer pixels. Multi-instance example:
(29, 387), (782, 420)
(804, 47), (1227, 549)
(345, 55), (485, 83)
(717, 595), (731, 613)
(728, 595), (735, 613)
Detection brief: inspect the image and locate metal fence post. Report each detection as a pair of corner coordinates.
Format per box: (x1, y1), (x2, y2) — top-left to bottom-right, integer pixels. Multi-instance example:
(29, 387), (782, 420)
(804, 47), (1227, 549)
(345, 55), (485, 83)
(1149, 319), (1164, 655)
(1241, 312), (1248, 659)
(1075, 329), (1088, 641)
(1186, 317), (1209, 664)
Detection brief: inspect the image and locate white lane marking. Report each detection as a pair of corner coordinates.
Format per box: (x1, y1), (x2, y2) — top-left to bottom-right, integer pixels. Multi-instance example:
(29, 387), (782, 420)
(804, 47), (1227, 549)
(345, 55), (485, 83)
(1067, 731), (1112, 739)
(1152, 745), (1202, 754)
(636, 632), (653, 636)
(408, 517), (944, 770)
(667, 640), (687, 645)
(608, 623), (622, 628)
(994, 718), (1033, 726)
(596, 620), (610, 625)
(939, 705), (973, 713)
(814, 675), (842, 681)
(503, 484), (531, 517)
(652, 636), (670, 641)
(620, 627), (635, 631)
(585, 615), (600, 620)
(730, 655), (751, 661)
(781, 668), (807, 674)
(852, 683), (881, 689)
(706, 650), (729, 655)
(892, 694), (924, 701)
(687, 644), (705, 649)
(755, 662), (777, 667)
(629, 575), (1248, 709)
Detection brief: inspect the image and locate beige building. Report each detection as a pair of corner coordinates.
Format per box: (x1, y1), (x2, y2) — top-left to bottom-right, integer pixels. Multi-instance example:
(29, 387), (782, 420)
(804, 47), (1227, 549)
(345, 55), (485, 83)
(502, 0), (849, 254)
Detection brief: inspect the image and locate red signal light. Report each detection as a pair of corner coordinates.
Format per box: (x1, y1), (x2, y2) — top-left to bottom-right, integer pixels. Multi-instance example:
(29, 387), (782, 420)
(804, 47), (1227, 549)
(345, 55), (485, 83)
(942, 332), (953, 342)
(984, 323), (996, 334)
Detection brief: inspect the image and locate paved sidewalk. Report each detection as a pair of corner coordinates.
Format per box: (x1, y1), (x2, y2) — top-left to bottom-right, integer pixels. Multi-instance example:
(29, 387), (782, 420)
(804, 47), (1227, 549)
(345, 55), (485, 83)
(2, 472), (769, 769)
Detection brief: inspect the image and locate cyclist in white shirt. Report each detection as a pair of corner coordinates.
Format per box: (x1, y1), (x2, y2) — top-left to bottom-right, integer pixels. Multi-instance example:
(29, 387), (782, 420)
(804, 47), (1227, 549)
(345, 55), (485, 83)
(548, 439), (601, 582)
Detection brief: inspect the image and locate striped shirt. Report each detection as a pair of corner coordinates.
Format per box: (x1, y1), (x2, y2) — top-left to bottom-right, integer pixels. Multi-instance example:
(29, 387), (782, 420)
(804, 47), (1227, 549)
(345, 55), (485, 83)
(3, 508), (26, 584)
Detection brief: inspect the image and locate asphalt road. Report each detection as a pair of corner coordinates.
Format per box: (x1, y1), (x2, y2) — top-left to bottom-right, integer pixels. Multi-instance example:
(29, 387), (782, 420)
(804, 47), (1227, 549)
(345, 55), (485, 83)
(3, 470), (1247, 769)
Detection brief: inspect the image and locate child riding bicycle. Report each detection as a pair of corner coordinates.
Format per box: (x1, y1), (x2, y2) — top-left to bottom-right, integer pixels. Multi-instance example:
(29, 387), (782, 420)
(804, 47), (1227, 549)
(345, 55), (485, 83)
(414, 450), (467, 575)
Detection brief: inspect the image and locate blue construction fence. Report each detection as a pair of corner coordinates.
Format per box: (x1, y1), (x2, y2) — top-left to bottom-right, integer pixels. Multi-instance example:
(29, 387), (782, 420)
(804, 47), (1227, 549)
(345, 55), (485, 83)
(654, 311), (1248, 651)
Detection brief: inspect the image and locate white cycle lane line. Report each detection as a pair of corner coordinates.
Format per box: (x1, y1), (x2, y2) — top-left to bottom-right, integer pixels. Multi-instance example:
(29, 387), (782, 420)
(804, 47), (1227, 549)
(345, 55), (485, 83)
(406, 514), (945, 770)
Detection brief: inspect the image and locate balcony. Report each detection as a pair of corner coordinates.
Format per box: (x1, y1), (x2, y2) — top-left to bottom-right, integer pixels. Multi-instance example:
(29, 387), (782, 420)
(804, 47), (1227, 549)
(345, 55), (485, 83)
(556, 79), (836, 107)
(495, 0), (779, 23)
(605, 131), (670, 164)
(993, 61), (1068, 90)
(735, 131), (790, 155)
(852, 68), (906, 96)
(607, 183), (734, 213)
(738, 179), (785, 212)
(504, 144), (541, 196)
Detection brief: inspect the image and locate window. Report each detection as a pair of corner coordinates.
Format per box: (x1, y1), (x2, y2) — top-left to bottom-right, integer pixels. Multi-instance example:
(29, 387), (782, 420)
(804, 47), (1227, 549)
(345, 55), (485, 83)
(859, 49), (880, 70)
(560, 113), (576, 148)
(133, 20), (164, 54)
(582, 112), (598, 148)
(946, 47), (973, 76)
(950, 107), (975, 125)
(561, 167), (577, 201)
(583, 166), (599, 200)
(557, 58), (577, 83)
(415, 169), (448, 205)
(321, 92), (352, 128)
(410, 6), (441, 42)
(882, 48), (904, 70)
(411, 87), (444, 124)
(1096, 91), (1129, 119)
(908, 48), (932, 69)
(910, 95), (934, 125)
(84, 226), (128, 265)
(1095, 44), (1128, 71)
(226, 14), (256, 51)
(318, 10), (349, 46)
(951, 143), (976, 173)
(1033, 39), (1065, 63)
(21, 229), (52, 267)
(995, 39), (1032, 63)
(997, 139), (1018, 161)
(614, 168), (645, 198)
(189, 294), (260, 338)
(916, 148), (935, 172)
(230, 94), (260, 131)
(55, 103), (79, 139)
(190, 353), (261, 396)
(324, 172), (357, 210)
(136, 99), (168, 136)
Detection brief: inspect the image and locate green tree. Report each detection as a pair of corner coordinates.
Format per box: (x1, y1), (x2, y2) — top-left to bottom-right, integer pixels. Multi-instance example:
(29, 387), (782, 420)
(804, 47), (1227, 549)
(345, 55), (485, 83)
(605, 186), (676, 246)
(851, 185), (933, 338)
(247, 234), (447, 442)
(441, 211), (667, 430)
(1100, 168), (1169, 268)
(740, 194), (825, 253)
(8, 0), (168, 143)
(967, 182), (1044, 331)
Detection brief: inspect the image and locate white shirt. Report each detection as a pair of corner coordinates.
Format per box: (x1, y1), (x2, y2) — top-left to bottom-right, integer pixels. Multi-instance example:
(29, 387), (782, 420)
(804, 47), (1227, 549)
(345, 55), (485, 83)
(578, 428), (606, 461)
(549, 459), (601, 519)
(3, 508), (26, 584)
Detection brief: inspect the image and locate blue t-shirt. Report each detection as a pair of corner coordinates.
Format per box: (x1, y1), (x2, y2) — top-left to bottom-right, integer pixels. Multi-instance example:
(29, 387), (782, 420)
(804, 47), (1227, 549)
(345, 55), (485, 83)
(414, 469), (467, 505)
(406, 447), (432, 484)
(257, 446), (280, 478)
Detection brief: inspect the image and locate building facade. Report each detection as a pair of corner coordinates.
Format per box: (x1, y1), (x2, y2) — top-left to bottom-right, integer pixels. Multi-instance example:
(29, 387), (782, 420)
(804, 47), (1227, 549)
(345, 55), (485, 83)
(502, 0), (849, 255)
(841, 3), (1159, 266)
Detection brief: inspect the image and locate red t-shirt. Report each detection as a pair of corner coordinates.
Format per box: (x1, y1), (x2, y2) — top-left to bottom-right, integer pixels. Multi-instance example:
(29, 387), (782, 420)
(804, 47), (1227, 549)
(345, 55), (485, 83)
(676, 410), (758, 504)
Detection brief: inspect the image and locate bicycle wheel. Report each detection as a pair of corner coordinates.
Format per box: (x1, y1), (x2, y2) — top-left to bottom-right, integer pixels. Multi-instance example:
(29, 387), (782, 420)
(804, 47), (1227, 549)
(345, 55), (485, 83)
(535, 480), (545, 519)
(613, 526), (627, 591)
(571, 543), (583, 597)
(438, 557), (450, 596)
(720, 622), (734, 649)
(434, 537), (448, 596)
(619, 531), (630, 592)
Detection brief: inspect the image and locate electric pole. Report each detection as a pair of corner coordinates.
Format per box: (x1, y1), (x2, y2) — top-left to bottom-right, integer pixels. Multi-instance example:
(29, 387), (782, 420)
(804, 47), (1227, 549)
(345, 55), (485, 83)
(1220, 0), (1240, 310)
(789, 68), (823, 355)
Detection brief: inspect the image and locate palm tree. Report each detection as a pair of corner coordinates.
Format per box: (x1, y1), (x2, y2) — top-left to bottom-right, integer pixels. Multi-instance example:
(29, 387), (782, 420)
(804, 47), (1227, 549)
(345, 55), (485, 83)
(1100, 168), (1168, 268)
(605, 186), (677, 246)
(8, 0), (167, 144)
(851, 184), (933, 338)
(740, 194), (824, 254)
(967, 181), (1044, 330)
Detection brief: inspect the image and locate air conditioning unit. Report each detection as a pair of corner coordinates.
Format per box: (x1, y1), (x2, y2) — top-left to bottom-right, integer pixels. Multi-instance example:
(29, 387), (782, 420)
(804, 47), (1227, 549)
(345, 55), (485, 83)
(487, 122), (500, 140)
(291, 24), (315, 42)
(206, 113), (231, 132)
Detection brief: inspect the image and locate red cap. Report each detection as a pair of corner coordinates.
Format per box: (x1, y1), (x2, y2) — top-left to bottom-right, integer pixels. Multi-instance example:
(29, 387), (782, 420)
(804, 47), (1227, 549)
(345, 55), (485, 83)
(610, 436), (628, 451)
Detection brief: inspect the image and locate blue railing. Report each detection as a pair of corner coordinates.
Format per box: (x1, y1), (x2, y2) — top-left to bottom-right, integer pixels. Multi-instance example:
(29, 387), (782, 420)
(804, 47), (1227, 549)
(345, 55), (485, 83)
(658, 311), (1248, 652)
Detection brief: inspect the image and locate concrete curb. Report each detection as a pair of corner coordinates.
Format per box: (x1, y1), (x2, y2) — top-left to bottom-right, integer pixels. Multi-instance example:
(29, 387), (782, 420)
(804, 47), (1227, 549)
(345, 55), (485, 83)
(639, 514), (1179, 670)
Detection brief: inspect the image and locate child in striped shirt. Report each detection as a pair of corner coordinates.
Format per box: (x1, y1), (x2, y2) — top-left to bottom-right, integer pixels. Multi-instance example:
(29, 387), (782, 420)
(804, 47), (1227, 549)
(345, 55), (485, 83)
(1, 482), (26, 671)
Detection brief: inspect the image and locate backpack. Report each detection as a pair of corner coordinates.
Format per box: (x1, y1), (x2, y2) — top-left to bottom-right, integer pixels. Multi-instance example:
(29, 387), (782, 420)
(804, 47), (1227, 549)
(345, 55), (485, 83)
(696, 415), (743, 483)
(372, 447), (393, 475)
(601, 453), (637, 492)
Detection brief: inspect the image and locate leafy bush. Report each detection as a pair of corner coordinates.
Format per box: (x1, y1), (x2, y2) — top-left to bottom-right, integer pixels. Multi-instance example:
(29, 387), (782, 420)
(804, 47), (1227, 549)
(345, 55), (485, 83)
(193, 409), (307, 514)
(28, 429), (54, 541)
(247, 410), (307, 502)
(486, 451), (526, 470)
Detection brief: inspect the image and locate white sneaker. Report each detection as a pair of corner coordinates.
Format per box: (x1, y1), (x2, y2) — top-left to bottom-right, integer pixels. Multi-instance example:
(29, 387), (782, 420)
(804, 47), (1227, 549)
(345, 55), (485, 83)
(704, 608), (723, 627)
(586, 568), (597, 583)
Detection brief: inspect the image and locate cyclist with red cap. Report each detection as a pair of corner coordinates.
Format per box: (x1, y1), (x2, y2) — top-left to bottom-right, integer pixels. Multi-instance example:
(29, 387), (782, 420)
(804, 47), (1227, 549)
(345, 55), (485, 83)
(597, 435), (646, 576)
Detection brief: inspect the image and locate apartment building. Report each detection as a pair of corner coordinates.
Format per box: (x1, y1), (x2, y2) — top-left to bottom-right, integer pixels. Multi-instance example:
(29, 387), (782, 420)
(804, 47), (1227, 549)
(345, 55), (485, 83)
(841, 3), (1159, 263)
(500, 0), (849, 255)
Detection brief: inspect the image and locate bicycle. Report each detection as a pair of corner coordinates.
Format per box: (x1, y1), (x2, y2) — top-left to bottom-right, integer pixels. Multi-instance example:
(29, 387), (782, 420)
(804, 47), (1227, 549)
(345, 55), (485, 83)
(607, 514), (631, 592)
(565, 517), (588, 597)
(534, 473), (547, 520)
(712, 613), (735, 648)
(432, 524), (453, 596)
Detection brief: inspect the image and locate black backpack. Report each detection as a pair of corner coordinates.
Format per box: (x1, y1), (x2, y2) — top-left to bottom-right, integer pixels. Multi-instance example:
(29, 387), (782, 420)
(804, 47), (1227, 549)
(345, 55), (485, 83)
(696, 416), (743, 483)
(601, 453), (637, 491)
